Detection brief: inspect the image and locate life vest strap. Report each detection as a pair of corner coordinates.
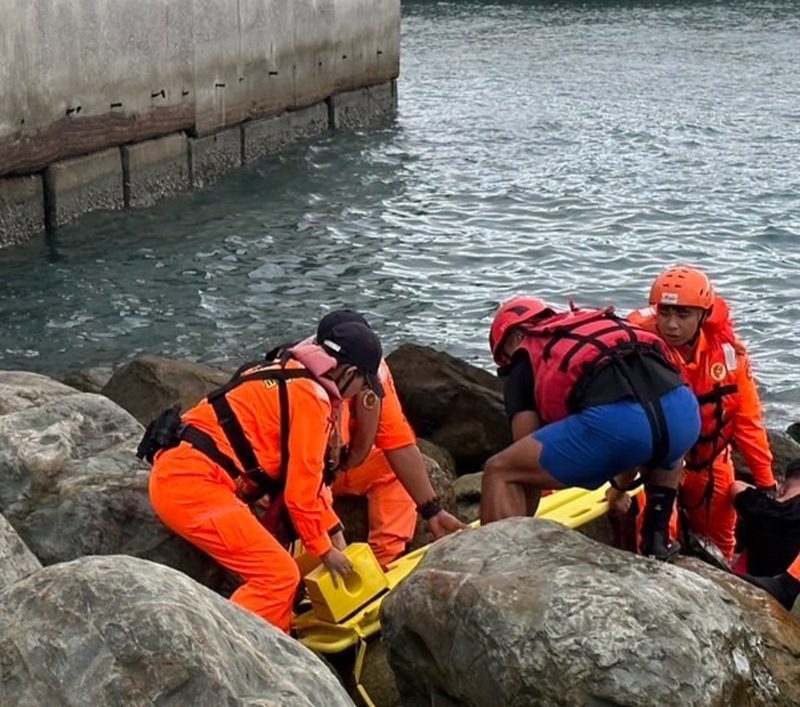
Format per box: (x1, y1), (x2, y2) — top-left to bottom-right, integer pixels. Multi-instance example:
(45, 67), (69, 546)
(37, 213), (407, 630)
(695, 384), (737, 405)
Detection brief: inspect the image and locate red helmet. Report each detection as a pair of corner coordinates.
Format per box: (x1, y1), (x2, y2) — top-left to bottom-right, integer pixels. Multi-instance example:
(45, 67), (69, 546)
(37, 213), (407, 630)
(649, 266), (714, 310)
(490, 296), (554, 365)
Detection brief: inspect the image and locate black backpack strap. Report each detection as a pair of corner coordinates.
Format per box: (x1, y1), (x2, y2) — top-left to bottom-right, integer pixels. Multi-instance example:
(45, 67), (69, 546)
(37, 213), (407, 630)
(180, 425), (246, 481)
(278, 375), (290, 479)
(179, 425), (284, 498)
(204, 365), (312, 492)
(264, 340), (298, 363)
(607, 351), (671, 470)
(140, 364), (313, 503)
(210, 394), (261, 475)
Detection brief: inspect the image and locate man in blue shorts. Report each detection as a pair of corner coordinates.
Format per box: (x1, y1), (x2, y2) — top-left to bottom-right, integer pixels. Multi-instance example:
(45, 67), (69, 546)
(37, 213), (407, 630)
(480, 296), (701, 561)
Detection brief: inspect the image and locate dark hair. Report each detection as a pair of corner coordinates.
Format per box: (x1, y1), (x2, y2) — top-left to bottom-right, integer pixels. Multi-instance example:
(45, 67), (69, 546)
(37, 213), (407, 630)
(784, 459), (800, 481)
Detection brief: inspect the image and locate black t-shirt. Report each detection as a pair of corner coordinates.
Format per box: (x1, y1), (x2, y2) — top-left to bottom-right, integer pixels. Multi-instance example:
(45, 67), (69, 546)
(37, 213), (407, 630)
(735, 489), (800, 576)
(502, 350), (684, 420)
(503, 354), (537, 419)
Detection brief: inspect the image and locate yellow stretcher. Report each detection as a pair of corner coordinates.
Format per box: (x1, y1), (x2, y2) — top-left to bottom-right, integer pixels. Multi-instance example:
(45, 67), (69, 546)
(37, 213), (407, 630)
(293, 482), (638, 705)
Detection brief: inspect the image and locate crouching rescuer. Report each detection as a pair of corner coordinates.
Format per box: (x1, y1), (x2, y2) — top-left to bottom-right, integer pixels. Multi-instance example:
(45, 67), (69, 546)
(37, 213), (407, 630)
(318, 310), (466, 567)
(137, 319), (385, 632)
(265, 309), (467, 567)
(482, 296), (701, 560)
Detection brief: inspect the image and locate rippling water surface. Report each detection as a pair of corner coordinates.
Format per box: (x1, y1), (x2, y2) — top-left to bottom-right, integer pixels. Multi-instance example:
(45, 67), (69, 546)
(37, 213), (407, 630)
(1, 0), (799, 421)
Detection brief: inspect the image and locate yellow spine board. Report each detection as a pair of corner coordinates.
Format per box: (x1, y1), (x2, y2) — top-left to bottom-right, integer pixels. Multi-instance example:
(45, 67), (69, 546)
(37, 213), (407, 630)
(295, 483), (639, 646)
(303, 543), (389, 624)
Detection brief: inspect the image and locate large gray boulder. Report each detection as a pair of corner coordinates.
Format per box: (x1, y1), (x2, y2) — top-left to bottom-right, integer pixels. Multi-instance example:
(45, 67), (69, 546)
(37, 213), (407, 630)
(101, 355), (231, 425)
(386, 345), (510, 473)
(675, 556), (800, 666)
(0, 555), (354, 706)
(382, 519), (800, 706)
(453, 471), (482, 524)
(786, 421), (800, 445)
(0, 513), (41, 591)
(417, 438), (457, 480)
(0, 371), (78, 414)
(0, 372), (220, 587)
(61, 365), (114, 394)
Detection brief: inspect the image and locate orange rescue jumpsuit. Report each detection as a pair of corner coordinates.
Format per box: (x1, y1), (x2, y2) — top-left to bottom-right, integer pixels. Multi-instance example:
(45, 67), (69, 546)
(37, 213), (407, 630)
(149, 360), (340, 633)
(631, 303), (774, 559)
(332, 360), (418, 566)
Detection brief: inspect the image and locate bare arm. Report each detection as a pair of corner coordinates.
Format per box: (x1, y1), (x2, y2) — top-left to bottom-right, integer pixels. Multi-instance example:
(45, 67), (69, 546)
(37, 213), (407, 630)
(342, 388), (381, 469)
(605, 468), (641, 514)
(385, 444), (436, 504)
(385, 444), (467, 539)
(731, 352), (775, 488)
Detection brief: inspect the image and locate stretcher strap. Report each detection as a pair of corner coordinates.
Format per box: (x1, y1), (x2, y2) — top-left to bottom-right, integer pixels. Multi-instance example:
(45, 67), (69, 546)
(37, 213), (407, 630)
(352, 626), (376, 707)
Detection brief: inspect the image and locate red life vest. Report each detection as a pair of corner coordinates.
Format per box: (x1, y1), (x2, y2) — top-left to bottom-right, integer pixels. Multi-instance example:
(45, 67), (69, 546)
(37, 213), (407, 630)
(516, 307), (668, 424)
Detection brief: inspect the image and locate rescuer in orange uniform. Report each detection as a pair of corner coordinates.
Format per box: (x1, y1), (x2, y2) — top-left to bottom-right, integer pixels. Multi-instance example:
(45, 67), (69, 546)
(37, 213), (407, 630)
(142, 318), (385, 633)
(620, 266), (775, 560)
(318, 311), (466, 567)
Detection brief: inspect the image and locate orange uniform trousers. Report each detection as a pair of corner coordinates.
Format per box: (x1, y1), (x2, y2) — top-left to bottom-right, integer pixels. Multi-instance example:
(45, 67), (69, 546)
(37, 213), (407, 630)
(149, 443), (300, 633)
(678, 460), (737, 560)
(332, 447), (416, 567)
(634, 460), (737, 561)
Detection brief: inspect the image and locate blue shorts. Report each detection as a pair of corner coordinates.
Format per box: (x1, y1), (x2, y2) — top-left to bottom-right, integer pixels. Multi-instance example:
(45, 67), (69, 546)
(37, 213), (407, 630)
(534, 386), (701, 489)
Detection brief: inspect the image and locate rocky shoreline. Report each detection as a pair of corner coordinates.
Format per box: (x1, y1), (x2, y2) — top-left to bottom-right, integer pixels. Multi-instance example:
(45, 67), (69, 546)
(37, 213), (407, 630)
(1, 345), (799, 705)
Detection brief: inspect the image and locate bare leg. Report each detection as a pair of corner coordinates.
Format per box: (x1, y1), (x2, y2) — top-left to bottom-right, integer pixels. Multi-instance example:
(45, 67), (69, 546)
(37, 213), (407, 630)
(480, 435), (566, 524)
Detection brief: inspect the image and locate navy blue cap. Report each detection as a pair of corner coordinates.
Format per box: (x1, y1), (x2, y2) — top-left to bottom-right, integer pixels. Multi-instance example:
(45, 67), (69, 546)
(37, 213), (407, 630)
(318, 318), (384, 398)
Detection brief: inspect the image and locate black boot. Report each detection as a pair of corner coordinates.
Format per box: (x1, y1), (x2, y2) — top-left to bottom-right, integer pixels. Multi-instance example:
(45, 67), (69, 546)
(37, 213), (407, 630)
(641, 485), (680, 562)
(743, 572), (800, 610)
(641, 529), (681, 562)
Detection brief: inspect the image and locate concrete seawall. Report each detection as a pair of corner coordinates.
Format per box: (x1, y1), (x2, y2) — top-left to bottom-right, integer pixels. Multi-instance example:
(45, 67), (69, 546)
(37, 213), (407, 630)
(0, 0), (400, 247)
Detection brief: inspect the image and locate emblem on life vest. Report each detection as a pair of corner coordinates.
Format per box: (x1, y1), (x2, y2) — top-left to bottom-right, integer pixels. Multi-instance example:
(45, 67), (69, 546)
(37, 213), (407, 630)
(710, 362), (726, 382)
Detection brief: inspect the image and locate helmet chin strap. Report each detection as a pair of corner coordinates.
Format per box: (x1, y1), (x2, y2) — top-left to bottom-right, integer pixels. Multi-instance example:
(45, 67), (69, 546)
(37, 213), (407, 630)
(683, 308), (710, 350)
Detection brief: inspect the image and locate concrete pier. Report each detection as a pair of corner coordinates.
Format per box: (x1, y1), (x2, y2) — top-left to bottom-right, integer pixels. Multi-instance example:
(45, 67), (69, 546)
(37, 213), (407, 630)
(0, 0), (401, 248)
(0, 176), (45, 247)
(44, 149), (124, 230)
(122, 134), (190, 209)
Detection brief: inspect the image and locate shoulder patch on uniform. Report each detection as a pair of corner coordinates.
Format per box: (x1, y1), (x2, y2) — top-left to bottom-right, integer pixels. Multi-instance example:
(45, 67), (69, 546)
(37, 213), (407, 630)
(721, 343), (737, 371)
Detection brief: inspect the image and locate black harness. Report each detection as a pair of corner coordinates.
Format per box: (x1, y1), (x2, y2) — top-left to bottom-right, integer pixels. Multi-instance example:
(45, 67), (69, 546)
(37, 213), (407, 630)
(137, 362), (313, 500)
(532, 311), (675, 472)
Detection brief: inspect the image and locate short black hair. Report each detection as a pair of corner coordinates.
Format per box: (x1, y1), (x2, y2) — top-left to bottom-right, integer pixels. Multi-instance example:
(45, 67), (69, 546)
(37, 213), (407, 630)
(784, 458), (800, 481)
